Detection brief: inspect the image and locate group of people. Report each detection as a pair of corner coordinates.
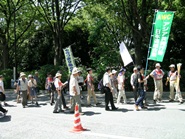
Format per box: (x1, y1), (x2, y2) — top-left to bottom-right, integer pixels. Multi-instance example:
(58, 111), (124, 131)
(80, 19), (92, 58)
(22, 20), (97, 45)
(102, 63), (183, 111)
(0, 63), (184, 115)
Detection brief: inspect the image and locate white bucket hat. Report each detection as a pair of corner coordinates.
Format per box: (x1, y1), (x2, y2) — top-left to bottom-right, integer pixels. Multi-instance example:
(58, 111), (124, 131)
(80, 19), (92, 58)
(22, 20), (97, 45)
(55, 73), (62, 77)
(155, 63), (161, 67)
(72, 67), (80, 75)
(20, 72), (26, 77)
(112, 70), (117, 74)
(169, 64), (175, 68)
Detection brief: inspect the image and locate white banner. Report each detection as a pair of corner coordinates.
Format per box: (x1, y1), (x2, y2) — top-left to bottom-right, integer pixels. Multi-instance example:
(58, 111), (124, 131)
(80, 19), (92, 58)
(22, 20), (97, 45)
(119, 42), (133, 67)
(63, 46), (76, 73)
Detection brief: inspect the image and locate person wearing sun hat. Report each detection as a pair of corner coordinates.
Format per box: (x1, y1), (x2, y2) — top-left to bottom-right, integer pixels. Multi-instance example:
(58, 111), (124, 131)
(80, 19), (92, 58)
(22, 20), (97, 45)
(69, 67), (82, 113)
(165, 64), (183, 103)
(17, 72), (29, 108)
(53, 72), (65, 113)
(146, 63), (164, 104)
(117, 68), (127, 104)
(110, 69), (118, 98)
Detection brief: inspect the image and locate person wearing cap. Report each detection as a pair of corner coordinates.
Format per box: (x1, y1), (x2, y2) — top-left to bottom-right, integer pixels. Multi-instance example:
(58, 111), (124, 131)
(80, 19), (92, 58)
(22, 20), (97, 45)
(134, 67), (148, 111)
(117, 68), (127, 104)
(17, 72), (29, 108)
(86, 68), (99, 106)
(0, 75), (8, 115)
(165, 64), (183, 103)
(103, 67), (118, 111)
(130, 67), (138, 102)
(110, 69), (118, 98)
(146, 63), (164, 104)
(28, 75), (38, 106)
(53, 73), (65, 113)
(69, 67), (82, 113)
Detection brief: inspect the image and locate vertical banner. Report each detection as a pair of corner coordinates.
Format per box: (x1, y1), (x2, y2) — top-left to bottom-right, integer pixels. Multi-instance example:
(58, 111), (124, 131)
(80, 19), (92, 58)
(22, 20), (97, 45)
(63, 46), (76, 73)
(149, 11), (174, 62)
(119, 42), (133, 67)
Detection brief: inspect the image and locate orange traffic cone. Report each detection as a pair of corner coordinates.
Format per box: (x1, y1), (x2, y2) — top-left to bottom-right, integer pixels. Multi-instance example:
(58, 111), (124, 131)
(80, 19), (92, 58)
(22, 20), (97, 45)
(71, 104), (86, 132)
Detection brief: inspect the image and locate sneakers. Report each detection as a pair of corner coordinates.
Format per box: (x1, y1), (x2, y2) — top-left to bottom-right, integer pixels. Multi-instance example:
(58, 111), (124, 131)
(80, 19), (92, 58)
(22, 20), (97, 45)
(134, 104), (139, 111)
(141, 106), (148, 110)
(53, 110), (59, 113)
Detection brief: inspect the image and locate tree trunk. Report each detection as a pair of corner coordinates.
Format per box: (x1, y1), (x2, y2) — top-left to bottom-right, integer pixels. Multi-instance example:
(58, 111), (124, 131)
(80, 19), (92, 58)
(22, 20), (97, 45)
(2, 34), (9, 69)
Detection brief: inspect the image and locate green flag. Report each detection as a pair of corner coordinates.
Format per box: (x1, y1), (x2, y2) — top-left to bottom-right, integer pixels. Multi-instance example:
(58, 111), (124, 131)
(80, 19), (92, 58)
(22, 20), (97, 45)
(149, 11), (174, 62)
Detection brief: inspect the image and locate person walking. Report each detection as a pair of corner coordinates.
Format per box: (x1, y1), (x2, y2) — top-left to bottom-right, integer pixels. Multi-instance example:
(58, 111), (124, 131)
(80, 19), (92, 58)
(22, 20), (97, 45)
(45, 73), (55, 105)
(34, 71), (40, 95)
(103, 67), (118, 111)
(0, 75), (8, 115)
(117, 68), (127, 104)
(28, 75), (39, 106)
(134, 67), (148, 111)
(165, 64), (183, 104)
(17, 72), (29, 108)
(110, 69), (118, 99)
(146, 63), (164, 104)
(86, 68), (100, 106)
(130, 67), (138, 102)
(53, 73), (64, 113)
(69, 67), (82, 113)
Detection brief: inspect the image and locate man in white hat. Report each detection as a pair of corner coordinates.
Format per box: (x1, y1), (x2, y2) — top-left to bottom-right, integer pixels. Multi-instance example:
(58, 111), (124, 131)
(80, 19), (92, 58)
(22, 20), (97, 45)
(69, 67), (82, 113)
(146, 63), (164, 104)
(17, 72), (29, 108)
(165, 64), (183, 103)
(130, 67), (138, 102)
(110, 69), (118, 98)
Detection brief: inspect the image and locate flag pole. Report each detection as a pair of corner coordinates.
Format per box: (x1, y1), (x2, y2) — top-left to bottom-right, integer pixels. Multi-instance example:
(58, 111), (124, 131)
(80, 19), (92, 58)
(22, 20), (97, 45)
(144, 10), (158, 76)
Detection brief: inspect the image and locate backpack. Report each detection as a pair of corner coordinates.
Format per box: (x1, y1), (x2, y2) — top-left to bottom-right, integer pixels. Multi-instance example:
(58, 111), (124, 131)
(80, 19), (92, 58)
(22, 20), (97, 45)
(98, 79), (105, 94)
(50, 82), (56, 91)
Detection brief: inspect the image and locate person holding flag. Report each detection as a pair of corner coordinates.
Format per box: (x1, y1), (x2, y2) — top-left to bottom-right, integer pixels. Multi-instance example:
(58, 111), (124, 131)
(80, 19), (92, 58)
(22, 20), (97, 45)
(165, 64), (183, 104)
(146, 63), (164, 104)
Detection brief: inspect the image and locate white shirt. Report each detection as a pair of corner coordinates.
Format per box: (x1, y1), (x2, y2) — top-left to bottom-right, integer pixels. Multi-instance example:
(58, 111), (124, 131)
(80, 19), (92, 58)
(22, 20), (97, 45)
(69, 75), (80, 96)
(118, 74), (125, 90)
(103, 72), (111, 86)
(0, 80), (4, 92)
(54, 78), (63, 90)
(28, 79), (37, 88)
(18, 78), (28, 91)
(130, 73), (137, 86)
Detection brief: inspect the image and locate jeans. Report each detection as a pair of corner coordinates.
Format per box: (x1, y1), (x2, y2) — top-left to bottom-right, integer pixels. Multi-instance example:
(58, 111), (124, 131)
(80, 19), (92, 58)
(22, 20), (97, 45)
(135, 89), (146, 107)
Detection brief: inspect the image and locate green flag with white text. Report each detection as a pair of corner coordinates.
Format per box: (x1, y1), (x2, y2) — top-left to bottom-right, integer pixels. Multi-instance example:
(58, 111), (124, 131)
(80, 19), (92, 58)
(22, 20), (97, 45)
(149, 11), (174, 62)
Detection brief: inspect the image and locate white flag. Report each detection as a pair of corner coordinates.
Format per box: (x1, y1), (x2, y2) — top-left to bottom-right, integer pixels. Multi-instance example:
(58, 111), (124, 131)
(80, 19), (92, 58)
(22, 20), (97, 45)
(119, 42), (133, 67)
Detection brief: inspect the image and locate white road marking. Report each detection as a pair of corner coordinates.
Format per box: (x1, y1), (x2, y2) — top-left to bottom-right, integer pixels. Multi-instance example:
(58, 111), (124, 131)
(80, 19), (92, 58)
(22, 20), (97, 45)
(82, 132), (142, 139)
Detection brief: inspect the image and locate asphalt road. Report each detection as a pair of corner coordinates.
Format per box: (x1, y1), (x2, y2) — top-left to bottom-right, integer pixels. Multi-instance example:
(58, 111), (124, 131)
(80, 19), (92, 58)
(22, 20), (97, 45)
(0, 90), (185, 139)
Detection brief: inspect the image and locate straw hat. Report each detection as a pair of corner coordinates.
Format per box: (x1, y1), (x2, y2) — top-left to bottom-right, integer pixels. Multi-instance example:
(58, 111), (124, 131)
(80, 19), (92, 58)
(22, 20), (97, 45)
(20, 72), (26, 77)
(55, 73), (62, 77)
(72, 67), (80, 75)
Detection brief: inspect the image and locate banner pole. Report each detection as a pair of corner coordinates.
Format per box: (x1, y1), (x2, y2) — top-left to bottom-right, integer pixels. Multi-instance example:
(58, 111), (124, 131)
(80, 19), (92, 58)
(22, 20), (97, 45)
(144, 10), (158, 76)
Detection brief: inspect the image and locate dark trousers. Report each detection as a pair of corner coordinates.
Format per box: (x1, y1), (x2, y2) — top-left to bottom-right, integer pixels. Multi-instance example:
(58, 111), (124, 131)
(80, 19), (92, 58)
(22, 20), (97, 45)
(0, 104), (6, 113)
(61, 91), (67, 108)
(133, 88), (138, 102)
(104, 87), (116, 110)
(135, 89), (146, 107)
